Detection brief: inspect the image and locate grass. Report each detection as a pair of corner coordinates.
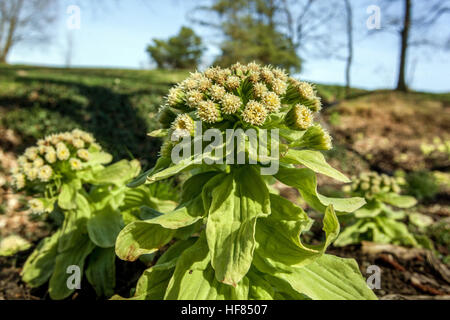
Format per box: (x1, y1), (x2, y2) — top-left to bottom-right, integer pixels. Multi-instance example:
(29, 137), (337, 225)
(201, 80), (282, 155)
(0, 65), (188, 166)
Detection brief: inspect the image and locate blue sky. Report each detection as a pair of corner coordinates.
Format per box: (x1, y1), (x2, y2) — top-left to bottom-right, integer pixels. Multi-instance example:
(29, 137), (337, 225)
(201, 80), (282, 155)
(8, 0), (450, 92)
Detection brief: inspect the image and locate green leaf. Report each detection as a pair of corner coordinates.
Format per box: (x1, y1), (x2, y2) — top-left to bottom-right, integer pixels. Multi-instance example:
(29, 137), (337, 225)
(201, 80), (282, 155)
(87, 206), (124, 248)
(254, 253), (377, 300)
(181, 171), (219, 203)
(333, 220), (368, 247)
(247, 269), (275, 300)
(374, 216), (418, 247)
(21, 231), (60, 288)
(281, 149), (350, 182)
(90, 159), (141, 186)
(86, 247), (116, 297)
(147, 157), (198, 184)
(88, 151), (113, 166)
(275, 167), (365, 214)
(58, 194), (91, 253)
(165, 234), (249, 300)
(127, 157), (172, 188)
(115, 221), (175, 262)
(140, 196), (204, 230)
(49, 236), (96, 300)
(256, 197), (339, 268)
(354, 200), (383, 218)
(376, 193), (417, 208)
(58, 181), (79, 210)
(206, 166), (270, 286)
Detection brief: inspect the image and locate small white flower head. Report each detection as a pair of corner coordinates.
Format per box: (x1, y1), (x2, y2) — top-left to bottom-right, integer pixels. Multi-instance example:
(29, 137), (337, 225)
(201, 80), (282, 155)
(171, 114), (195, 138)
(72, 129), (84, 138)
(38, 165), (53, 182)
(167, 86), (185, 107)
(260, 67), (274, 83)
(45, 147), (57, 164)
(18, 156), (27, 165)
(204, 67), (218, 80)
(242, 100), (268, 126)
(56, 143), (70, 161)
(181, 78), (198, 91)
(221, 93), (242, 114)
(186, 90), (204, 109)
(272, 67), (288, 82)
(247, 62), (261, 72)
(25, 147), (38, 161)
(72, 138), (85, 149)
(33, 157), (44, 168)
(77, 149), (90, 161)
(271, 78), (288, 95)
(226, 76), (241, 90)
(25, 167), (39, 181)
(80, 132), (95, 144)
(29, 199), (45, 214)
(197, 100), (222, 123)
(248, 70), (260, 83)
(38, 144), (47, 155)
(13, 173), (26, 190)
(297, 81), (316, 100)
(284, 104), (314, 130)
(262, 92), (281, 113)
(69, 158), (83, 171)
(197, 76), (212, 92)
(231, 62), (248, 76)
(253, 82), (268, 98)
(210, 84), (226, 101)
(216, 69), (231, 85)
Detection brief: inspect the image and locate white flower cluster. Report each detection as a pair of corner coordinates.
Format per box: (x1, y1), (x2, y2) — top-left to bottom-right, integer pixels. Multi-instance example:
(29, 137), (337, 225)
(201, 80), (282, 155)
(11, 129), (102, 190)
(163, 62), (322, 129)
(343, 172), (406, 197)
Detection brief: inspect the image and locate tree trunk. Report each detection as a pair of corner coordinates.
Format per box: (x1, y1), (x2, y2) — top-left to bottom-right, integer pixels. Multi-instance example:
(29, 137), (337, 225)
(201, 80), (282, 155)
(344, 0), (353, 97)
(396, 0), (411, 92)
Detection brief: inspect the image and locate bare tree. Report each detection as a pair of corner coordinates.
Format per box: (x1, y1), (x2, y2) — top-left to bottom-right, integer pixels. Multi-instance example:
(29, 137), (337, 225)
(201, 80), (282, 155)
(0, 0), (59, 63)
(343, 0), (353, 96)
(380, 0), (450, 91)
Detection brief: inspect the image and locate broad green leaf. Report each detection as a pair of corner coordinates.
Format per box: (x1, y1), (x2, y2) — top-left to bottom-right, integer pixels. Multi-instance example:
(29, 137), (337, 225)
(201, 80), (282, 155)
(254, 253), (377, 300)
(119, 239), (198, 300)
(256, 197), (339, 268)
(58, 194), (91, 253)
(86, 247), (116, 297)
(181, 171), (219, 203)
(115, 221), (175, 261)
(140, 196), (204, 230)
(281, 149), (350, 182)
(376, 193), (417, 208)
(87, 206), (124, 248)
(88, 151), (113, 165)
(21, 231), (60, 288)
(147, 157), (198, 184)
(49, 236), (96, 300)
(58, 181), (79, 210)
(354, 200), (383, 218)
(275, 167), (365, 214)
(90, 159), (141, 186)
(120, 185), (176, 213)
(148, 129), (169, 138)
(165, 235), (249, 300)
(375, 216), (418, 247)
(127, 157), (172, 188)
(333, 220), (368, 247)
(206, 167), (270, 286)
(246, 269), (275, 300)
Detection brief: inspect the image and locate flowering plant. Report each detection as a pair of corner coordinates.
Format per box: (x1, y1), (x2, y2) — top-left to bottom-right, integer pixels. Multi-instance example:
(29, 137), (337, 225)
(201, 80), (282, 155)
(115, 63), (376, 300)
(335, 172), (419, 247)
(13, 130), (156, 300)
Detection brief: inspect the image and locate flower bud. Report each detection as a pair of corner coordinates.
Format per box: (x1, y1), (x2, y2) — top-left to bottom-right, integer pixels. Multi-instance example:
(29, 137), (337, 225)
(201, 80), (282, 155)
(157, 106), (178, 128)
(284, 104), (313, 131)
(292, 125), (332, 150)
(197, 100), (222, 123)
